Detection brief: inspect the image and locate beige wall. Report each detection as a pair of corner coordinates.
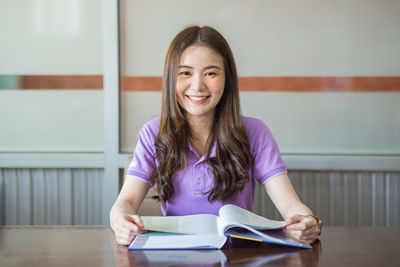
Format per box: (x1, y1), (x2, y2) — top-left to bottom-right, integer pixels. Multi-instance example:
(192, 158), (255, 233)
(120, 92), (400, 154)
(0, 0), (399, 155)
(120, 0), (400, 76)
(0, 0), (103, 75)
(0, 0), (103, 152)
(0, 0), (399, 227)
(0, 90), (103, 152)
(120, 0), (400, 155)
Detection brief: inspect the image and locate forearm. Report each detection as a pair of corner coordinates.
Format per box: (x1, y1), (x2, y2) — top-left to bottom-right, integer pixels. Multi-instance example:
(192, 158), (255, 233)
(109, 177), (150, 231)
(279, 201), (313, 220)
(264, 174), (321, 243)
(264, 174), (315, 220)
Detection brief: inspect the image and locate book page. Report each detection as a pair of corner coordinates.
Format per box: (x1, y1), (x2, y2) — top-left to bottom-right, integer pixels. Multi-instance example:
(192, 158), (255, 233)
(218, 204), (285, 230)
(223, 225), (311, 249)
(129, 232), (227, 250)
(141, 214), (219, 235)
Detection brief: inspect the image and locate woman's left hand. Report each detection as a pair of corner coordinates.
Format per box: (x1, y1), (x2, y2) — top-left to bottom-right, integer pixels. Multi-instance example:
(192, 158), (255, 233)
(283, 214), (321, 244)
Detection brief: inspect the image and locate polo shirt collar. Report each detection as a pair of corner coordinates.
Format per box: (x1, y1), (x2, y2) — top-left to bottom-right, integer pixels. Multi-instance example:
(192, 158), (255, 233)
(209, 141), (217, 158)
(187, 141), (217, 159)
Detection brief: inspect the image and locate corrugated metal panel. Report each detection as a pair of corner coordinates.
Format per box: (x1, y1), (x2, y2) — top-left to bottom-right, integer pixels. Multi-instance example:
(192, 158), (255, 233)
(0, 168), (399, 226)
(0, 168), (103, 225)
(253, 170), (400, 226)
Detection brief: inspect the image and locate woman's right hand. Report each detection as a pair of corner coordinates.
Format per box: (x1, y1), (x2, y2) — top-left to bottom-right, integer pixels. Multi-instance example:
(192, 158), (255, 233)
(113, 213), (145, 245)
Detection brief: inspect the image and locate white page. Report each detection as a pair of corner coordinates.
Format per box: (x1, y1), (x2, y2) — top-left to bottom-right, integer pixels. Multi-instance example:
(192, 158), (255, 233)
(223, 224), (311, 249)
(218, 204), (285, 230)
(129, 234), (227, 250)
(142, 214), (219, 235)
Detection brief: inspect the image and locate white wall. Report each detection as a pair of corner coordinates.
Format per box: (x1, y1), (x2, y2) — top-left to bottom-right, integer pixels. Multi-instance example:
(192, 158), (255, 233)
(0, 90), (103, 152)
(0, 0), (399, 156)
(0, 0), (103, 74)
(119, 0), (400, 155)
(120, 92), (400, 154)
(120, 0), (400, 76)
(0, 0), (399, 227)
(0, 0), (103, 152)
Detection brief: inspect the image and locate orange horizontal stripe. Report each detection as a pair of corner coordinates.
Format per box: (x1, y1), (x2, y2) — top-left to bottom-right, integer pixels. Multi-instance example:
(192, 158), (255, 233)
(238, 77), (400, 92)
(20, 75), (103, 89)
(121, 76), (161, 91)
(17, 75), (400, 92)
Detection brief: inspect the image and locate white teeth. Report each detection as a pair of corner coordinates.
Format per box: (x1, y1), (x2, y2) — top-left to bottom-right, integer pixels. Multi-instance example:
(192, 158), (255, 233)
(188, 95), (208, 101)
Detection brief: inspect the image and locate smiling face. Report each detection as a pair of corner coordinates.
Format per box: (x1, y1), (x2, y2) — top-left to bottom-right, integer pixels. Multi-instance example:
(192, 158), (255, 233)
(175, 45), (225, 123)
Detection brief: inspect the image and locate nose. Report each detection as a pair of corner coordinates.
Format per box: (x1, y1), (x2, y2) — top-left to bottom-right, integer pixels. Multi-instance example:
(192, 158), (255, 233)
(190, 74), (205, 91)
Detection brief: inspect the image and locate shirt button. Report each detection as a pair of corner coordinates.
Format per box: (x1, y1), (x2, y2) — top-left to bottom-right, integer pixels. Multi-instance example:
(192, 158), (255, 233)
(196, 164), (201, 169)
(196, 178), (201, 184)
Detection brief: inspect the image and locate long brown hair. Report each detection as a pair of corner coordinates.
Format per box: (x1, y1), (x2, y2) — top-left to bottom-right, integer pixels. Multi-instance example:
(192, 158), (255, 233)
(150, 25), (253, 203)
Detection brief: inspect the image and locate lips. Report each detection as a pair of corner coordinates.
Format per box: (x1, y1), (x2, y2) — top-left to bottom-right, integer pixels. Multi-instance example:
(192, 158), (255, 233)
(186, 95), (209, 104)
(187, 95), (208, 101)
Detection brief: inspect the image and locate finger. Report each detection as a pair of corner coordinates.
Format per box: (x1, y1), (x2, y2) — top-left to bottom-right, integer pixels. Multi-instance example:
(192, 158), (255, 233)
(119, 217), (145, 234)
(285, 223), (306, 231)
(298, 233), (319, 244)
(119, 227), (140, 243)
(285, 214), (303, 225)
(284, 232), (305, 243)
(117, 227), (136, 239)
(285, 224), (318, 235)
(298, 236), (318, 244)
(122, 218), (141, 232)
(116, 229), (139, 245)
(285, 229), (319, 243)
(129, 214), (145, 228)
(127, 227), (142, 239)
(116, 236), (133, 246)
(284, 227), (319, 241)
(115, 230), (132, 244)
(115, 227), (137, 244)
(295, 230), (319, 239)
(285, 217), (316, 231)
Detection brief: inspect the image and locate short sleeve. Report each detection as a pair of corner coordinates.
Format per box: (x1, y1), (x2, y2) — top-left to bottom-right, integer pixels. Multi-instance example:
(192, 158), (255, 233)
(245, 117), (287, 184)
(126, 119), (160, 185)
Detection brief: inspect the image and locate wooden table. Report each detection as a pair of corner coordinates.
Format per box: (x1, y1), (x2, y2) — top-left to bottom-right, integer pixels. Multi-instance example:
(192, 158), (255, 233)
(0, 226), (399, 266)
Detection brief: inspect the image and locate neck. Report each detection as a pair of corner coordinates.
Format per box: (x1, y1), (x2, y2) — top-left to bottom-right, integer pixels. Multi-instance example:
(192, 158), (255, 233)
(186, 114), (214, 155)
(188, 115), (213, 138)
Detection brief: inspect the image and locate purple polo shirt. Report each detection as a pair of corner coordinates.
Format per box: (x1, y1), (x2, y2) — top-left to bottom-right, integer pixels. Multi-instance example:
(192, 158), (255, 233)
(126, 116), (287, 216)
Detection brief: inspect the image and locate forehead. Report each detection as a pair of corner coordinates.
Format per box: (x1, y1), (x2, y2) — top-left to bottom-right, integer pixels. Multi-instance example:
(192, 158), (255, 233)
(179, 45), (224, 67)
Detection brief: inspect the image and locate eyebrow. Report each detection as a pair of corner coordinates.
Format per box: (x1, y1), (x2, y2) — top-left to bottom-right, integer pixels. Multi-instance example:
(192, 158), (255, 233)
(178, 65), (221, 70)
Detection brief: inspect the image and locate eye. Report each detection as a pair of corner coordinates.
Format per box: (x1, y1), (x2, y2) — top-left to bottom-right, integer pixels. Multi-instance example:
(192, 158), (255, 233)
(205, 72), (217, 76)
(179, 71), (191, 76)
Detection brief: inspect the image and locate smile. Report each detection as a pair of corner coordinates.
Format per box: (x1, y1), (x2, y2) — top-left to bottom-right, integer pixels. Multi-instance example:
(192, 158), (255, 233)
(186, 95), (209, 101)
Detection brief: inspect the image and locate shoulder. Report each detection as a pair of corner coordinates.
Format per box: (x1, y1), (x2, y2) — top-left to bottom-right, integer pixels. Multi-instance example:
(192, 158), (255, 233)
(137, 118), (160, 143)
(241, 115), (277, 149)
(241, 115), (264, 129)
(141, 118), (160, 135)
(241, 115), (272, 136)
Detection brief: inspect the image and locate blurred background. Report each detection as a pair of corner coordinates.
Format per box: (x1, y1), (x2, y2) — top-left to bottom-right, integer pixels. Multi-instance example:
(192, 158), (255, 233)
(0, 0), (399, 226)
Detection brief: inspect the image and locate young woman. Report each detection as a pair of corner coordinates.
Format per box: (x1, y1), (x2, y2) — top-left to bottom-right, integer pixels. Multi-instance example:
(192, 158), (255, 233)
(110, 25), (322, 245)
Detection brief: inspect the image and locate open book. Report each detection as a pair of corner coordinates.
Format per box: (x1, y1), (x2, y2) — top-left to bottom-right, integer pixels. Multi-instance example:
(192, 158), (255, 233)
(128, 204), (311, 250)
